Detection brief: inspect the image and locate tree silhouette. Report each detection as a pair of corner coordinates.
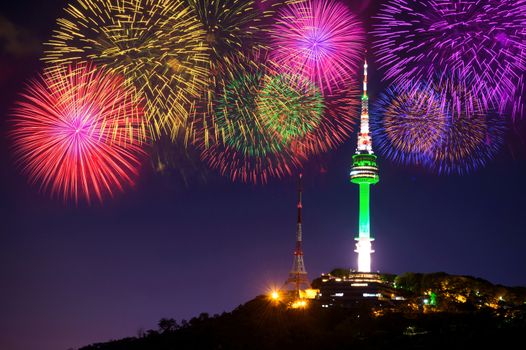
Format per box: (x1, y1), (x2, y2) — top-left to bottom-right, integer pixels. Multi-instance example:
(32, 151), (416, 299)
(158, 318), (177, 333)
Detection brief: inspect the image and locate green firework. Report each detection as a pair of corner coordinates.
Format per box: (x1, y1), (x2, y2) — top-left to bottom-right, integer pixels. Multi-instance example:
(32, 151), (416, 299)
(257, 74), (324, 144)
(215, 71), (286, 157)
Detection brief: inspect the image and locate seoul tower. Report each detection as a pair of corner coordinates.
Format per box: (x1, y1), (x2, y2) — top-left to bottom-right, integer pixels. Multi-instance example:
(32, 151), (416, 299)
(350, 57), (379, 273)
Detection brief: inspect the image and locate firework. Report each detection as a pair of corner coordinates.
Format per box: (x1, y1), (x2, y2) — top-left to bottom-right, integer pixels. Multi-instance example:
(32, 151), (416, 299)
(510, 76), (525, 119)
(210, 51), (289, 154)
(43, 0), (209, 140)
(372, 81), (505, 174)
(257, 74), (324, 144)
(269, 0), (365, 92)
(433, 82), (506, 175)
(425, 113), (506, 175)
(215, 71), (283, 156)
(371, 84), (448, 165)
(292, 79), (360, 156)
(187, 0), (283, 149)
(373, 0), (526, 118)
(10, 63), (147, 204)
(201, 143), (304, 183)
(188, 0), (270, 61)
(201, 54), (306, 183)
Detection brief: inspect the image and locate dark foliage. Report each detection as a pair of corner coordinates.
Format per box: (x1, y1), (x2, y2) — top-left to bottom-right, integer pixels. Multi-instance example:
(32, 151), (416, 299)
(79, 300), (526, 350)
(79, 272), (526, 350)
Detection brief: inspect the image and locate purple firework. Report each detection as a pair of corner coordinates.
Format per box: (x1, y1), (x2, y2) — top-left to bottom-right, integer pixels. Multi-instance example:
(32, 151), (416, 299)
(424, 113), (506, 175)
(371, 84), (448, 166)
(269, 0), (365, 92)
(373, 0), (526, 118)
(373, 81), (506, 174)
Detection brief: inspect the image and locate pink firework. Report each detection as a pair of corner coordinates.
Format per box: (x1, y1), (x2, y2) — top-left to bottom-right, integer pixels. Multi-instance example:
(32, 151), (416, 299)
(10, 63), (148, 204)
(269, 0), (365, 92)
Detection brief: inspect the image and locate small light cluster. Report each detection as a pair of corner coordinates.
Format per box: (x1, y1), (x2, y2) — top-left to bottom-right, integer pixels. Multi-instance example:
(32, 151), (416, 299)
(266, 288), (318, 309)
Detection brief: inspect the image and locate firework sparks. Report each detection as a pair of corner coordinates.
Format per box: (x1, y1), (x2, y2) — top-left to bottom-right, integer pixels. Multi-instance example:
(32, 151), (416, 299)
(373, 0), (526, 118)
(10, 63), (147, 204)
(43, 0), (209, 141)
(188, 0), (271, 60)
(373, 82), (505, 174)
(215, 70), (284, 156)
(292, 79), (360, 156)
(257, 74), (324, 144)
(187, 0), (282, 149)
(269, 0), (365, 92)
(201, 54), (306, 183)
(425, 114), (506, 175)
(201, 142), (304, 184)
(372, 84), (448, 165)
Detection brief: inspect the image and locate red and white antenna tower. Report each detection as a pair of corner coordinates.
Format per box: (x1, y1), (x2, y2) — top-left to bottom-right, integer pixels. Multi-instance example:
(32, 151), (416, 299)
(285, 174), (310, 294)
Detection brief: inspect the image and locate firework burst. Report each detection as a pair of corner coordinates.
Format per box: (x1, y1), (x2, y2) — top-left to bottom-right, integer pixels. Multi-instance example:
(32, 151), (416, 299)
(188, 0), (270, 61)
(436, 82), (507, 175)
(373, 81), (505, 174)
(373, 0), (526, 118)
(187, 0), (285, 149)
(269, 0), (365, 92)
(292, 79), (360, 156)
(201, 54), (306, 183)
(10, 63), (147, 204)
(372, 84), (448, 165)
(43, 0), (209, 140)
(214, 70), (283, 156)
(425, 114), (506, 175)
(257, 74), (324, 144)
(201, 143), (304, 184)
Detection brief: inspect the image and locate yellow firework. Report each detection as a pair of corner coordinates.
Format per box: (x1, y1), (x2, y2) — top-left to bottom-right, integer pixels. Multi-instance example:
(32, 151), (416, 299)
(43, 0), (209, 141)
(187, 0), (298, 149)
(186, 0), (270, 149)
(188, 0), (271, 60)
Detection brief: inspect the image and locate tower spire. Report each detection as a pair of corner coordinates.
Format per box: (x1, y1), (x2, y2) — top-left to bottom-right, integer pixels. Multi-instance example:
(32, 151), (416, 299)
(285, 173), (310, 294)
(357, 57), (372, 153)
(350, 55), (379, 273)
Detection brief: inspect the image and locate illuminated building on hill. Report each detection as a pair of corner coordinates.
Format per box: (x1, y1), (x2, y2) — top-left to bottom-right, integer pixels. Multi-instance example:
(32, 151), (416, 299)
(316, 272), (404, 308)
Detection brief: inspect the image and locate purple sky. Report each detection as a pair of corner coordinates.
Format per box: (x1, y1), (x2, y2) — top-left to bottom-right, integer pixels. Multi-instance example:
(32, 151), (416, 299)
(1, 1), (525, 350)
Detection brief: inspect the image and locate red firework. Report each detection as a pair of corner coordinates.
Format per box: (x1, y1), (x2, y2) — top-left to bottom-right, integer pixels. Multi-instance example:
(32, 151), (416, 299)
(10, 63), (148, 204)
(291, 78), (360, 156)
(201, 143), (305, 184)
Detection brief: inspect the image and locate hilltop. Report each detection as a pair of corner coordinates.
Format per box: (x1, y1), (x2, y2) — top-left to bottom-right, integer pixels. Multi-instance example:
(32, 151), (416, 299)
(79, 272), (526, 350)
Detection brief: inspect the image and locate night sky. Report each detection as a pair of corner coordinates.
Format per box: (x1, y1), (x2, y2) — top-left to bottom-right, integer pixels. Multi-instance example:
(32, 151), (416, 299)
(1, 1), (526, 350)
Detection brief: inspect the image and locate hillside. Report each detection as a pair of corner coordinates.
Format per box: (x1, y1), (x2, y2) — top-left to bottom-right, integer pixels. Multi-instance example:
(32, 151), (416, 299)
(79, 272), (526, 350)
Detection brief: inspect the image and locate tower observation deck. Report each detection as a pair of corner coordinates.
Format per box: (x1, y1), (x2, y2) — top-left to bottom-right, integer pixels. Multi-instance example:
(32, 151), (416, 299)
(350, 58), (379, 273)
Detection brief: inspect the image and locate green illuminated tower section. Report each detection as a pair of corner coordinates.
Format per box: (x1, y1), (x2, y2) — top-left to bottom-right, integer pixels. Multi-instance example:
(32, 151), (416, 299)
(350, 58), (379, 273)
